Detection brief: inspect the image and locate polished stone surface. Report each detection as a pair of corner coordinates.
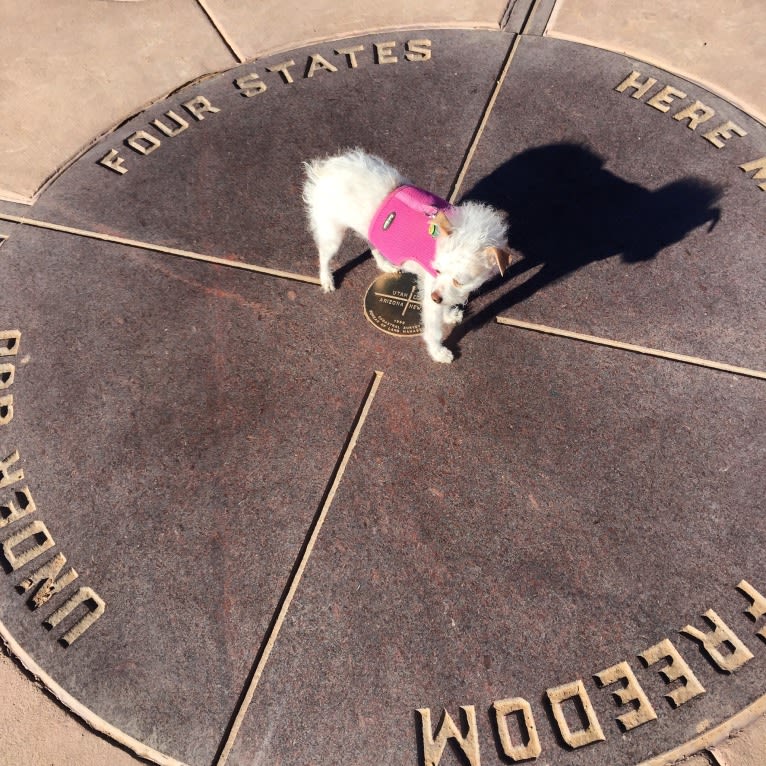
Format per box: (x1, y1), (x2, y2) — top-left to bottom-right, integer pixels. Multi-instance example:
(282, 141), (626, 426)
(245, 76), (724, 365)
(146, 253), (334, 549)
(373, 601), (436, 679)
(457, 36), (766, 372)
(0, 226), (379, 764)
(0, 22), (764, 766)
(32, 30), (514, 278)
(228, 330), (766, 766)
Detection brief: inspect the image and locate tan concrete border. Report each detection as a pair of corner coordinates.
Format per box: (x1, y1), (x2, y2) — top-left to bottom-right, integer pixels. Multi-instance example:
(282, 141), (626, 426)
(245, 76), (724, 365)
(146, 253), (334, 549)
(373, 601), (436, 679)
(544, 4), (766, 128)
(0, 619), (187, 766)
(545, 28), (766, 130)
(194, 0), (247, 63)
(638, 694), (766, 766)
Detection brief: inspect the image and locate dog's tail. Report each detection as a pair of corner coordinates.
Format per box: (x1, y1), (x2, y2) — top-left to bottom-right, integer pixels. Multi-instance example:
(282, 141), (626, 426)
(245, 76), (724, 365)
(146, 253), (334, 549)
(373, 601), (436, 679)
(303, 149), (402, 195)
(301, 157), (328, 210)
(302, 154), (345, 208)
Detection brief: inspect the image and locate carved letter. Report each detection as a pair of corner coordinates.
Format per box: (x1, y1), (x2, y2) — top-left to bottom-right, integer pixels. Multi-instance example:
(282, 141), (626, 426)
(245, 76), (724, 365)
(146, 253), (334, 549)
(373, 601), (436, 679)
(640, 638), (705, 708)
(681, 609), (754, 672)
(1, 520), (54, 570)
(417, 706), (481, 766)
(0, 330), (20, 356)
(594, 661), (657, 731)
(374, 41), (398, 64)
(267, 59), (297, 83)
(406, 39), (432, 61)
(0, 450), (23, 490)
(235, 72), (268, 96)
(647, 85), (687, 113)
(0, 363), (14, 389)
(493, 697), (541, 761)
(335, 44), (364, 68)
(17, 552), (78, 608)
(98, 149), (128, 175)
(740, 157), (766, 191)
(702, 120), (747, 148)
(615, 71), (658, 100)
(306, 53), (338, 78)
(0, 484), (35, 529)
(44, 587), (106, 646)
(151, 110), (189, 137)
(546, 680), (605, 749)
(0, 394), (12, 426)
(673, 100), (716, 130)
(126, 130), (161, 156)
(182, 95), (221, 121)
(737, 580), (766, 641)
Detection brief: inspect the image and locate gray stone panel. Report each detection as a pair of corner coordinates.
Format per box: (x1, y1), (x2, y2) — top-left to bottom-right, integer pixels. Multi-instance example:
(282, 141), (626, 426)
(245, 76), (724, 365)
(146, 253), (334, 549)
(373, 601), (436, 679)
(457, 36), (766, 372)
(227, 328), (766, 765)
(34, 30), (515, 279)
(0, 226), (384, 764)
(0, 27), (764, 766)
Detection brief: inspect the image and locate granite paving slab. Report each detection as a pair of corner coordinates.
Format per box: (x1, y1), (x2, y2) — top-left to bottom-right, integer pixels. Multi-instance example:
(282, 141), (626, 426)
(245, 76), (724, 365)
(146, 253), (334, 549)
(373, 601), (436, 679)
(456, 35), (766, 374)
(0, 226), (384, 764)
(31, 30), (515, 279)
(227, 326), (766, 766)
(0, 24), (764, 766)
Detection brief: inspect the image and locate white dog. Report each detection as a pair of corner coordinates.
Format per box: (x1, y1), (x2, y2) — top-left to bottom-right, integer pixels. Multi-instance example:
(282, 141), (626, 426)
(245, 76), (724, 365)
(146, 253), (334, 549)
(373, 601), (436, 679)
(303, 149), (512, 363)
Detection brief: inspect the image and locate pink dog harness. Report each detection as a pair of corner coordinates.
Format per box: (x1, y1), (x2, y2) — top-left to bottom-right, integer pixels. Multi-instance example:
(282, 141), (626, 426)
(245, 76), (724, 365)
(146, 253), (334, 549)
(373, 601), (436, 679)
(368, 186), (454, 276)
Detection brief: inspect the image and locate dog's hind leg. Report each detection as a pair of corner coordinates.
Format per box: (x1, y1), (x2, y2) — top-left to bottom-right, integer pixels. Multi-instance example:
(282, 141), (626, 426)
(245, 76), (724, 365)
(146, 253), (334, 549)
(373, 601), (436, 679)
(371, 248), (399, 273)
(310, 216), (346, 292)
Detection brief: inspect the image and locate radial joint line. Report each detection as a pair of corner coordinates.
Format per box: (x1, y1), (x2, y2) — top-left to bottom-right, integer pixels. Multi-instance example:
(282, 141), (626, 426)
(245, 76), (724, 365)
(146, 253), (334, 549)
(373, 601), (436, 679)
(519, 0), (545, 35)
(195, 0), (246, 64)
(0, 213), (320, 286)
(214, 370), (384, 766)
(496, 316), (766, 380)
(452, 0), (546, 201)
(449, 34), (521, 203)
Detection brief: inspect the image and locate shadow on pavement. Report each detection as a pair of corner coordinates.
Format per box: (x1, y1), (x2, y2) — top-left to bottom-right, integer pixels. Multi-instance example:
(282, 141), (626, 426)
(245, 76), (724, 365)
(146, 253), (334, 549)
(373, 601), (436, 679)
(453, 143), (722, 339)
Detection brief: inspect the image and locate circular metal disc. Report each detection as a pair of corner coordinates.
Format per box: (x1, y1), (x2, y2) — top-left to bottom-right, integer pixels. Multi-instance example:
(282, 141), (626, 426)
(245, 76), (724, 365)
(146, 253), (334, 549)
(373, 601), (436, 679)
(363, 271), (423, 336)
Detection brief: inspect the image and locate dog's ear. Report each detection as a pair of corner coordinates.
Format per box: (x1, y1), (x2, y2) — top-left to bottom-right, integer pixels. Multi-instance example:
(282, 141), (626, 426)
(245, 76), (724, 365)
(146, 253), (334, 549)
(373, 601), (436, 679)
(431, 211), (454, 236)
(486, 246), (513, 276)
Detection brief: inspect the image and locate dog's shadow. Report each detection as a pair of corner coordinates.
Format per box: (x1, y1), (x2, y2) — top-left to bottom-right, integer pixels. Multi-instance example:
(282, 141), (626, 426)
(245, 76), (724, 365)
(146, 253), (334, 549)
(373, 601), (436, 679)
(451, 142), (723, 341)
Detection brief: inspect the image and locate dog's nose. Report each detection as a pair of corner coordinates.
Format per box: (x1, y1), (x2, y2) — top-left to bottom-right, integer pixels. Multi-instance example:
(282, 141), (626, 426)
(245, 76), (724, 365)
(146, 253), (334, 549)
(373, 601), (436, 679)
(430, 291), (443, 304)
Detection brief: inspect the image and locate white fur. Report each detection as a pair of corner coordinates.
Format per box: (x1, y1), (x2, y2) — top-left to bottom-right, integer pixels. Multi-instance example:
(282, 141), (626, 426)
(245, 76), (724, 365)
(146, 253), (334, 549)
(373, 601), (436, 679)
(303, 149), (510, 363)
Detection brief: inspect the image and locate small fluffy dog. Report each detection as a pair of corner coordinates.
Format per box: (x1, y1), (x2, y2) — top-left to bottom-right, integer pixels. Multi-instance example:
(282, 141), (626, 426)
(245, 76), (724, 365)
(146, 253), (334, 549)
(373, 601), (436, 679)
(303, 149), (511, 363)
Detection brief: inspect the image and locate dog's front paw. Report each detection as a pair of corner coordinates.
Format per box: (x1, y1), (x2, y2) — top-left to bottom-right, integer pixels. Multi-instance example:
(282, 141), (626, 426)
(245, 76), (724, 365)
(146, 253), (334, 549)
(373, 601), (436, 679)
(319, 272), (336, 293)
(445, 305), (464, 325)
(428, 344), (454, 364)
